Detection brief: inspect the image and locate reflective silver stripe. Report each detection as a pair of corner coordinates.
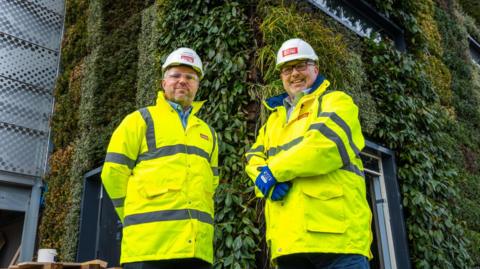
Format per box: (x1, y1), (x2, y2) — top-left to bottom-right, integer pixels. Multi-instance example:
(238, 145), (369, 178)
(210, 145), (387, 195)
(317, 89), (334, 113)
(267, 137), (303, 157)
(309, 123), (350, 166)
(208, 125), (216, 160)
(137, 144), (210, 163)
(246, 153), (264, 163)
(341, 163), (365, 178)
(123, 209), (213, 227)
(267, 147), (277, 157)
(111, 197), (125, 208)
(105, 153), (135, 169)
(212, 167), (219, 176)
(188, 145), (211, 161)
(319, 112), (361, 157)
(139, 108), (156, 151)
(247, 145), (264, 154)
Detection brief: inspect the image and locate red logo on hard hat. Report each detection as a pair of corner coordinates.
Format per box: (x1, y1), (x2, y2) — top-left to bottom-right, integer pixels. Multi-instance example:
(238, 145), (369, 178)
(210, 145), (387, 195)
(181, 54), (194, 63)
(282, 47), (298, 57)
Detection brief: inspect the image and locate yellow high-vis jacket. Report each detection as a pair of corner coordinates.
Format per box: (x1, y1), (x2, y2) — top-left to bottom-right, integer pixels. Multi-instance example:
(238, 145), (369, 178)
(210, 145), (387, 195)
(101, 92), (219, 264)
(245, 75), (372, 261)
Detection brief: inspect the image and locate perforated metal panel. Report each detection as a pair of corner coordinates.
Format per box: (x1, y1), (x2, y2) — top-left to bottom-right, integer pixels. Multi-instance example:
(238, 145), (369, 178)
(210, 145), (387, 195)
(0, 0), (63, 50)
(0, 122), (47, 176)
(35, 0), (65, 15)
(0, 33), (59, 90)
(0, 0), (64, 177)
(0, 76), (52, 131)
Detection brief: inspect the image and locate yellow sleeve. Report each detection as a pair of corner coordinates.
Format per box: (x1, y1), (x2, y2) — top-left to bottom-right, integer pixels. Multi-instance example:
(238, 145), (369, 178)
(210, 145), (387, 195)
(101, 111), (146, 222)
(245, 124), (268, 197)
(209, 127), (220, 190)
(268, 92), (365, 182)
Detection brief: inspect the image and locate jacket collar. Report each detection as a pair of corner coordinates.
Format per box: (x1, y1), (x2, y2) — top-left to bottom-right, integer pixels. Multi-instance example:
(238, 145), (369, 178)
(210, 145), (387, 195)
(156, 91), (205, 115)
(264, 75), (326, 110)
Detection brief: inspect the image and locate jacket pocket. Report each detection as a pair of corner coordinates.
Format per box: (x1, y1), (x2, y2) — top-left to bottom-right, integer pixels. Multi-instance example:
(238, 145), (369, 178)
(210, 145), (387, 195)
(138, 179), (181, 198)
(135, 157), (187, 198)
(302, 184), (346, 234)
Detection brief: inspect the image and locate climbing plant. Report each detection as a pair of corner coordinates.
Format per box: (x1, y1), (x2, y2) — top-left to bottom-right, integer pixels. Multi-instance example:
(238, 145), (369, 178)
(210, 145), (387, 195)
(363, 39), (471, 268)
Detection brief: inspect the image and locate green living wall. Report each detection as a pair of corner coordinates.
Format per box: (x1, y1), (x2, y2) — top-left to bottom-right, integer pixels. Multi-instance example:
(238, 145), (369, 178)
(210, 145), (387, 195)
(39, 0), (479, 268)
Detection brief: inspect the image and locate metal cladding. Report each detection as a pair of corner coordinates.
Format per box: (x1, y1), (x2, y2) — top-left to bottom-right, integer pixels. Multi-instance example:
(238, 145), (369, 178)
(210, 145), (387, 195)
(0, 0), (65, 177)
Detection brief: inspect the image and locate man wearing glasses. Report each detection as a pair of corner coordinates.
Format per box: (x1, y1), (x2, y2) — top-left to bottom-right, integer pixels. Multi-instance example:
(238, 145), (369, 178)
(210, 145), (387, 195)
(102, 48), (218, 269)
(246, 38), (372, 268)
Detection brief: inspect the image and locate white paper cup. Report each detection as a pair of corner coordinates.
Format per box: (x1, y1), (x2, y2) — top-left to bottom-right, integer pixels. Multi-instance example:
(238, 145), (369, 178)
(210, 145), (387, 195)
(37, 248), (57, 262)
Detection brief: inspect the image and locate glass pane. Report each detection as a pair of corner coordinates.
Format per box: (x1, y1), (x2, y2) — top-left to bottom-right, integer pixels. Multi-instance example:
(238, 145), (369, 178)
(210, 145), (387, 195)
(366, 173), (382, 269)
(306, 0), (382, 41)
(362, 154), (380, 173)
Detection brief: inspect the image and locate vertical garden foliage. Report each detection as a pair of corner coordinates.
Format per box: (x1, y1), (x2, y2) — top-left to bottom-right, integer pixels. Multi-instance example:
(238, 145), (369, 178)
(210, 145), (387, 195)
(39, 0), (148, 260)
(435, 4), (480, 266)
(64, 0), (147, 259)
(363, 40), (471, 267)
(458, 0), (480, 23)
(361, 1), (478, 266)
(412, 0), (453, 107)
(50, 0), (89, 148)
(145, 1), (259, 268)
(136, 3), (161, 107)
(38, 0), (89, 260)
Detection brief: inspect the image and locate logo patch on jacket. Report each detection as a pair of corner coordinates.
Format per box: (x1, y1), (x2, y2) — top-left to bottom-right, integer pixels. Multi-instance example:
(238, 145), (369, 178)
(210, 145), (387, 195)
(200, 133), (209, 141)
(282, 47), (298, 57)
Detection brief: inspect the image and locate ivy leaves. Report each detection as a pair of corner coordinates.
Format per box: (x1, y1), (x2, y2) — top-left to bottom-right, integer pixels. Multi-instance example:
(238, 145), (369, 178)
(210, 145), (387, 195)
(364, 38), (472, 268)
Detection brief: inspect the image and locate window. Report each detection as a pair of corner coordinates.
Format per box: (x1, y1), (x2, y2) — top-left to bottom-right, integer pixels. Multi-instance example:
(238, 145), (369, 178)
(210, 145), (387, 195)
(306, 0), (406, 51)
(468, 35), (480, 67)
(361, 141), (411, 269)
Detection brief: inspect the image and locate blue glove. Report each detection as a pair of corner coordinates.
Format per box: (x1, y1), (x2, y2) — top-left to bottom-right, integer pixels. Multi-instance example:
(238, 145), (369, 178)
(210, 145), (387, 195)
(271, 182), (292, 201)
(255, 166), (276, 197)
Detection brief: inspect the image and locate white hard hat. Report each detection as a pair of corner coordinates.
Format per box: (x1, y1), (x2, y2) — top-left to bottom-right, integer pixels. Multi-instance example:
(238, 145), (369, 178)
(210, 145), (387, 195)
(276, 38), (318, 69)
(162, 48), (204, 79)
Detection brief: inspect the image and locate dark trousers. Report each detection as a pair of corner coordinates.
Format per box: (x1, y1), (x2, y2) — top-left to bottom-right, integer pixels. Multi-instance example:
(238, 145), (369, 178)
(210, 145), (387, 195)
(276, 253), (369, 269)
(122, 259), (211, 269)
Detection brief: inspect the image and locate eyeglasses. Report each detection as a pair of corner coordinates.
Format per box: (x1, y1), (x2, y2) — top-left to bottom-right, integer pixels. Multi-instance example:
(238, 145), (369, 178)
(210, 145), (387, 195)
(280, 61), (315, 76)
(165, 72), (199, 83)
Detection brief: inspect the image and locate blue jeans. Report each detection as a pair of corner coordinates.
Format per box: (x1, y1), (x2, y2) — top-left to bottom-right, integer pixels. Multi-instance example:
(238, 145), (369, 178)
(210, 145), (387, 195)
(276, 253), (370, 269)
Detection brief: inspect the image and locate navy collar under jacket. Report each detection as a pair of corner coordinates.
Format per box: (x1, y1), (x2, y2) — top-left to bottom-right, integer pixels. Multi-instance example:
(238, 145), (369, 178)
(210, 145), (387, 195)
(265, 75), (325, 109)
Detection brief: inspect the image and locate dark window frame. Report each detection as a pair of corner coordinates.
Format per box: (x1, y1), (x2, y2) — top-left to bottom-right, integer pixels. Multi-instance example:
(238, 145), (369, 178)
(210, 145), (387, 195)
(468, 35), (480, 67)
(361, 140), (411, 269)
(77, 167), (122, 266)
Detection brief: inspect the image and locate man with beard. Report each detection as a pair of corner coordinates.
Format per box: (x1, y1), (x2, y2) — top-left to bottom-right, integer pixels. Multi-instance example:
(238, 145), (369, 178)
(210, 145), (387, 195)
(246, 38), (372, 269)
(102, 48), (218, 269)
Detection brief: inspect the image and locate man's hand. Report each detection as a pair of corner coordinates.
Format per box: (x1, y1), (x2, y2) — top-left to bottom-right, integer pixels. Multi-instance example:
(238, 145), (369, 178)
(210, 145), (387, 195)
(255, 166), (276, 197)
(271, 182), (292, 201)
